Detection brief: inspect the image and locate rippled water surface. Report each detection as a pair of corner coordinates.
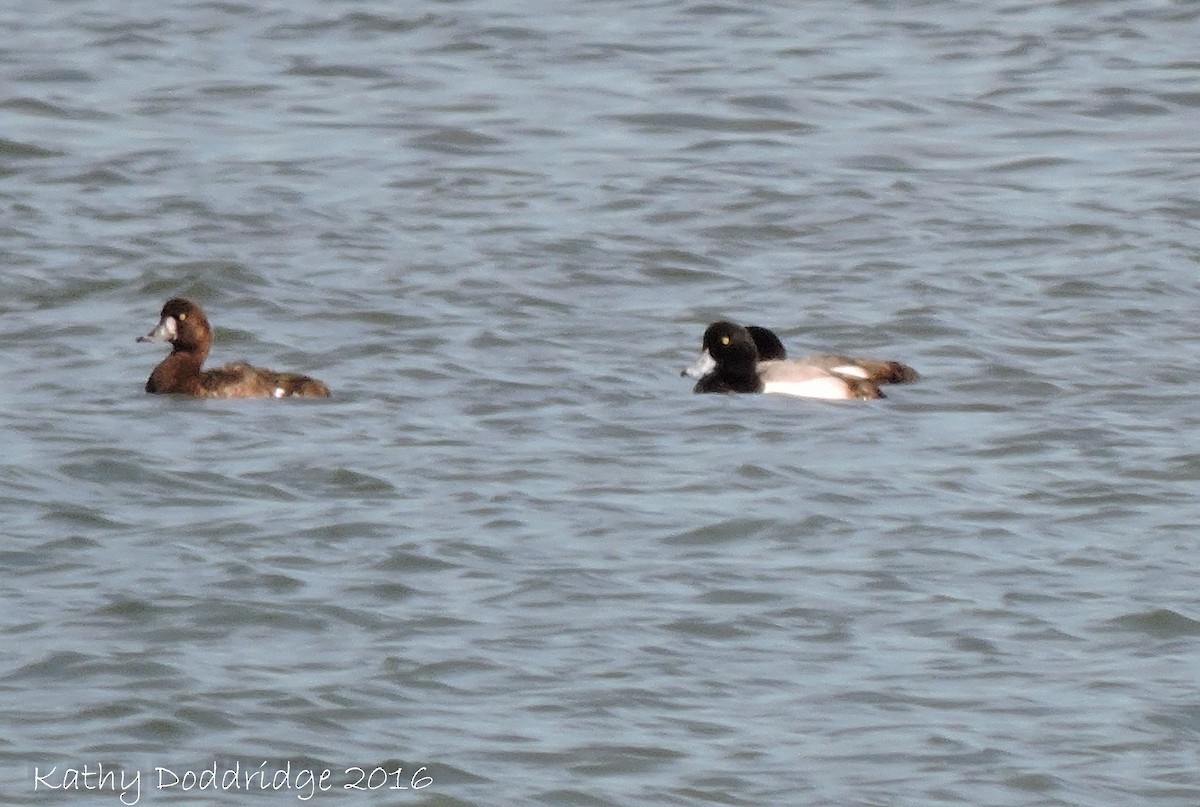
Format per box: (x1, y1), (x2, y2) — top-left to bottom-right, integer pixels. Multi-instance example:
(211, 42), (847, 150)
(4, 1), (1200, 805)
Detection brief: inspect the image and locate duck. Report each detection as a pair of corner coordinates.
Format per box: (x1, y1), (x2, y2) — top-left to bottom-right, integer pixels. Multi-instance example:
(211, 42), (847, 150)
(683, 321), (917, 400)
(138, 298), (330, 398)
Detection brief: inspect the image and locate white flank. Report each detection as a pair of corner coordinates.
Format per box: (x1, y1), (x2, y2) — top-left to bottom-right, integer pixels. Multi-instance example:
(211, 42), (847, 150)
(762, 376), (853, 400)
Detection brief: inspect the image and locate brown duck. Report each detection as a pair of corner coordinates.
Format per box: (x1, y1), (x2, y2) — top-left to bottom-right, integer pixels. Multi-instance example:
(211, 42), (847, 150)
(138, 298), (330, 398)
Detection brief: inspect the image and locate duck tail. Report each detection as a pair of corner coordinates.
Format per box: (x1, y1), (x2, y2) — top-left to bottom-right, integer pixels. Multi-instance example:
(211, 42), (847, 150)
(860, 360), (919, 384)
(279, 374), (331, 398)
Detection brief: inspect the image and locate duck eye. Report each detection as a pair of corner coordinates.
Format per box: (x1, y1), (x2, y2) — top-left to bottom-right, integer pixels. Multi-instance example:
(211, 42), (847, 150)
(721, 335), (730, 345)
(177, 313), (187, 321)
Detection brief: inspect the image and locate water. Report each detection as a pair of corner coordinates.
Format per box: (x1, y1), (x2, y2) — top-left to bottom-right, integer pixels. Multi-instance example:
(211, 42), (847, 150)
(3, 1), (1200, 805)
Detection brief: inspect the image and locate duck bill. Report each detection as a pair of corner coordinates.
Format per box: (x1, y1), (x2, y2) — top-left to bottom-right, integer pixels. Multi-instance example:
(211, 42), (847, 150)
(681, 349), (716, 378)
(137, 315), (177, 343)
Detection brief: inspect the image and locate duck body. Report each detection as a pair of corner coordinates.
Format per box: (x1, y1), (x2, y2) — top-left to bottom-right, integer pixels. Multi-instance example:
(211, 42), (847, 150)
(139, 298), (330, 399)
(684, 321), (916, 401)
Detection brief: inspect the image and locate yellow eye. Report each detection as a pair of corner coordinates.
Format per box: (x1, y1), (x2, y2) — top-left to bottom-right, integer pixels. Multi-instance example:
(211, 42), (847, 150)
(721, 335), (730, 345)
(178, 313), (187, 321)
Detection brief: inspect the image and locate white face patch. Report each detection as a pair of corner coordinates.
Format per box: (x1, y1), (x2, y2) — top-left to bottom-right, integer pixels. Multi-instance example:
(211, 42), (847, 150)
(140, 315), (178, 343)
(273, 387), (286, 398)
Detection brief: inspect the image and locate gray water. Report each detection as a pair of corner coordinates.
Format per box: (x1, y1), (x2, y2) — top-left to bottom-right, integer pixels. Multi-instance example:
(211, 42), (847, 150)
(3, 1), (1200, 805)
